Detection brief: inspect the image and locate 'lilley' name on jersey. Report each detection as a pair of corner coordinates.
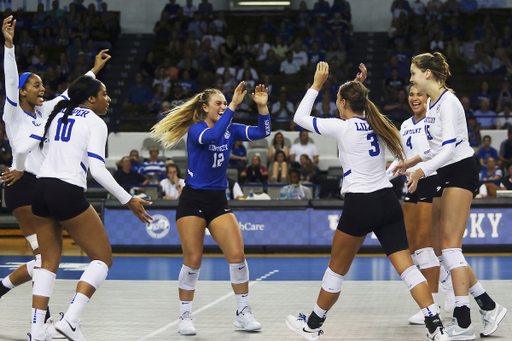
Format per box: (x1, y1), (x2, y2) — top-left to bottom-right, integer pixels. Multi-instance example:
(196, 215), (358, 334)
(355, 122), (372, 131)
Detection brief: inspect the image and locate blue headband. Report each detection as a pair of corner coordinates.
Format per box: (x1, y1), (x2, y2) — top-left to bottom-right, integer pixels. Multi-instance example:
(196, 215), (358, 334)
(18, 72), (33, 89)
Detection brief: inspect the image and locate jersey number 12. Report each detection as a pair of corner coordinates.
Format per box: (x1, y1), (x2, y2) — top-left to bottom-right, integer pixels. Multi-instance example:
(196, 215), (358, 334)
(212, 152), (224, 168)
(54, 118), (76, 142)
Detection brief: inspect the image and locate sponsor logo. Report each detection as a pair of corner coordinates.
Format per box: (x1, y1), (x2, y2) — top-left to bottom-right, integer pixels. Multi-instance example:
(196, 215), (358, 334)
(239, 265), (246, 270)
(146, 214), (171, 239)
(437, 186), (442, 192)
(224, 130), (231, 139)
(32, 121), (41, 127)
(238, 222), (264, 231)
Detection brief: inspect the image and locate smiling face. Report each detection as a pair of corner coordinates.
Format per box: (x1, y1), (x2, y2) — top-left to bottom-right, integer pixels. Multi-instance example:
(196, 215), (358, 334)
(89, 83), (111, 116)
(204, 93), (228, 124)
(408, 85), (428, 116)
(20, 74), (45, 107)
(409, 63), (429, 93)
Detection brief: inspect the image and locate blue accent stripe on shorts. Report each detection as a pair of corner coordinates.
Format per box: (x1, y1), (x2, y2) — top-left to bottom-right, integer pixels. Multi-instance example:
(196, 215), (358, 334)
(87, 152), (105, 163)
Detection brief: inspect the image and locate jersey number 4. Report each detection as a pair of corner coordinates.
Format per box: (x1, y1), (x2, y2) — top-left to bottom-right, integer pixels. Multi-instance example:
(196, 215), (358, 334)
(54, 118), (75, 142)
(212, 152), (224, 168)
(367, 132), (380, 157)
(406, 136), (413, 149)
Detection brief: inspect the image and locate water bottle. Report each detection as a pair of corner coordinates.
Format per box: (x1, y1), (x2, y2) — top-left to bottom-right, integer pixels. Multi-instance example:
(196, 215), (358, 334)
(286, 185), (292, 200)
(249, 186), (254, 199)
(225, 187), (231, 200)
(314, 187), (320, 199)
(280, 186), (287, 200)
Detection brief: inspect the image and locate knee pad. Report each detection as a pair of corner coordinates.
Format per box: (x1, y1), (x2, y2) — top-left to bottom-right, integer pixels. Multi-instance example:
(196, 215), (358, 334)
(415, 247), (440, 270)
(26, 234), (39, 251)
(79, 260), (109, 290)
(32, 269), (56, 298)
(321, 267), (344, 294)
(442, 248), (467, 271)
(32, 254), (42, 281)
(178, 265), (200, 290)
(401, 265), (426, 291)
(411, 253), (419, 267)
(26, 259), (36, 278)
(229, 260), (249, 284)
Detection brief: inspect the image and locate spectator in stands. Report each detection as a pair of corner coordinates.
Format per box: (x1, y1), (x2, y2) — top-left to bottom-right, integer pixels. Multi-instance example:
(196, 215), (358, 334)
(233, 42), (254, 67)
(164, 0), (181, 17)
(183, 0), (198, 17)
(499, 127), (512, 166)
(467, 116), (482, 150)
(314, 92), (337, 115)
(298, 154), (320, 183)
(391, 0), (410, 18)
(200, 47), (219, 76)
(291, 40), (308, 69)
(502, 164), (512, 190)
(254, 34), (271, 62)
(154, 11), (172, 40)
(176, 70), (199, 95)
(269, 150), (289, 183)
(271, 92), (295, 123)
(153, 66), (172, 97)
(498, 26), (512, 56)
(241, 155), (268, 183)
(219, 34), (237, 61)
(167, 82), (188, 108)
(474, 99), (497, 129)
(480, 157), (502, 187)
(0, 128), (12, 168)
(114, 156), (149, 192)
(384, 68), (406, 101)
(75, 0), (87, 14)
(140, 51), (158, 79)
(157, 101), (172, 122)
(444, 17), (464, 42)
(188, 12), (207, 39)
(216, 58), (236, 79)
(283, 168), (312, 199)
(290, 130), (319, 166)
(261, 49), (281, 76)
(115, 150), (144, 173)
(313, 0), (330, 17)
(409, 0), (425, 16)
(212, 11), (228, 33)
(497, 103), (512, 129)
(479, 135), (499, 166)
(445, 37), (464, 62)
(331, 0), (352, 22)
(123, 72), (152, 115)
(148, 84), (166, 113)
(202, 25), (225, 52)
(271, 36), (288, 61)
(280, 51), (301, 75)
(471, 81), (493, 109)
(460, 0), (478, 16)
(160, 164), (186, 200)
(229, 141), (248, 175)
(268, 132), (290, 165)
(384, 89), (412, 121)
(384, 55), (409, 80)
(219, 69), (237, 92)
(467, 43), (492, 74)
(443, 0), (460, 16)
(198, 0), (214, 17)
(236, 59), (258, 82)
(494, 77), (512, 112)
(276, 21), (294, 45)
(142, 147), (166, 183)
(461, 96), (474, 117)
(308, 41), (326, 67)
(491, 48), (511, 75)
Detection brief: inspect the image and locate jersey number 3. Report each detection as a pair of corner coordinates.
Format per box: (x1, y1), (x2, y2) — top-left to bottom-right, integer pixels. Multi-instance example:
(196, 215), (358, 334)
(212, 152), (224, 168)
(54, 118), (75, 142)
(367, 132), (380, 157)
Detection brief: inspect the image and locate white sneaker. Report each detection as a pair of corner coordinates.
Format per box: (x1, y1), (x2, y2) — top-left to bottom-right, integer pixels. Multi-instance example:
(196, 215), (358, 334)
(444, 318), (475, 340)
(427, 326), (450, 341)
(286, 314), (323, 341)
(54, 315), (86, 341)
(479, 303), (507, 337)
(408, 309), (424, 325)
(234, 306), (261, 331)
(178, 311), (196, 335)
(44, 317), (67, 340)
(27, 333), (51, 341)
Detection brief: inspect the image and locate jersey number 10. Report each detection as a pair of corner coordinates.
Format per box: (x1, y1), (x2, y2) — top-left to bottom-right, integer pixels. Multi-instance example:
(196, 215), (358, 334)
(54, 118), (76, 142)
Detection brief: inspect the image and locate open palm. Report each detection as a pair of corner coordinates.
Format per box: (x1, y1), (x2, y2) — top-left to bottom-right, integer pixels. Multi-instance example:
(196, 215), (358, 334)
(252, 84), (268, 106)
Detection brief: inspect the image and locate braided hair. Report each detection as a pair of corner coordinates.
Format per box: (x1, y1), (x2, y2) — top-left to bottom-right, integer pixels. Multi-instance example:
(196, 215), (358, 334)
(40, 75), (102, 148)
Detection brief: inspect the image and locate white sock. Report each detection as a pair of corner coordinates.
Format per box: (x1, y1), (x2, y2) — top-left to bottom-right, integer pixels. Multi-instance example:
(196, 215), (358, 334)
(422, 303), (439, 317)
(432, 293), (439, 307)
(1, 276), (15, 289)
(180, 301), (192, 315)
(455, 295), (470, 308)
(313, 303), (328, 319)
(236, 293), (249, 313)
(439, 264), (451, 285)
(64, 292), (89, 324)
(31, 308), (46, 338)
(469, 281), (485, 298)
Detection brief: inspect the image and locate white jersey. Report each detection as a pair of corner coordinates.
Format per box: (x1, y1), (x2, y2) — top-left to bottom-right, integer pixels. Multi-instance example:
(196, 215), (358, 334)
(3, 45), (95, 174)
(419, 90), (474, 176)
(37, 107), (132, 204)
(294, 89), (392, 194)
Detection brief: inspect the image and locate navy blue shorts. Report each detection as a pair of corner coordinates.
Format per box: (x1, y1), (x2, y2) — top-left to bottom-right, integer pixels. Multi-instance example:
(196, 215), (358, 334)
(4, 171), (37, 212)
(175, 185), (232, 226)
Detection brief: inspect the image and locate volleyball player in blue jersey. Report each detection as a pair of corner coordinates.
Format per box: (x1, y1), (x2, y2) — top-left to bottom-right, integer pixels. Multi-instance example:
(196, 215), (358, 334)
(152, 82), (271, 335)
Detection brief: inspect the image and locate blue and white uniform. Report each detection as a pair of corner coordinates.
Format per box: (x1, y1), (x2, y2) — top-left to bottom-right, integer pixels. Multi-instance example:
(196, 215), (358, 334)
(186, 108), (271, 190)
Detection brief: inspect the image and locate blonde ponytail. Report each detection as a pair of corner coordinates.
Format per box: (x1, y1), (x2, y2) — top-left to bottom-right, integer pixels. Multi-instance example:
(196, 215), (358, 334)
(151, 89), (222, 149)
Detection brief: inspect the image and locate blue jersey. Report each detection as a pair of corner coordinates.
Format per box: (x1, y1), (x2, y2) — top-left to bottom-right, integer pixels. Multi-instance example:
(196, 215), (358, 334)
(186, 108), (271, 190)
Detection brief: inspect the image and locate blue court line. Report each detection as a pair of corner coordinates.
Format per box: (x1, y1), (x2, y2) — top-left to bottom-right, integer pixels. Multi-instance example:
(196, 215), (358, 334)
(1, 256), (511, 281)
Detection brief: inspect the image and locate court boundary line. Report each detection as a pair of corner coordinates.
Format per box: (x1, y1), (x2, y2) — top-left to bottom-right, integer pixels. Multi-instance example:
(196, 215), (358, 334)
(135, 269), (279, 340)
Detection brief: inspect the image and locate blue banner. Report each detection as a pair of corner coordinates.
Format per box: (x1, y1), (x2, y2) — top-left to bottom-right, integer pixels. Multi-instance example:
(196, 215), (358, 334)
(104, 207), (512, 246)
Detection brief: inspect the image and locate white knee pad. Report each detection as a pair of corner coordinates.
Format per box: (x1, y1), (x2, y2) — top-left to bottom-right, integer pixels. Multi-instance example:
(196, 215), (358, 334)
(411, 253), (419, 267)
(26, 259), (36, 278)
(32, 269), (56, 298)
(442, 248), (467, 271)
(401, 265), (426, 290)
(79, 260), (109, 290)
(178, 265), (201, 290)
(229, 260), (249, 284)
(415, 247), (440, 270)
(26, 234), (39, 251)
(32, 254), (42, 282)
(321, 267), (344, 294)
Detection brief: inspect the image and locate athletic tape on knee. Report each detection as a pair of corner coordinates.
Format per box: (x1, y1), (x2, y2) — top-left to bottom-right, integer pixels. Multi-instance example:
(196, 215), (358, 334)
(26, 259), (36, 278)
(26, 234), (39, 251)
(321, 267), (344, 294)
(442, 248), (467, 271)
(401, 265), (427, 291)
(229, 260), (249, 285)
(79, 260), (109, 290)
(415, 247), (440, 270)
(32, 269), (56, 298)
(178, 264), (200, 290)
